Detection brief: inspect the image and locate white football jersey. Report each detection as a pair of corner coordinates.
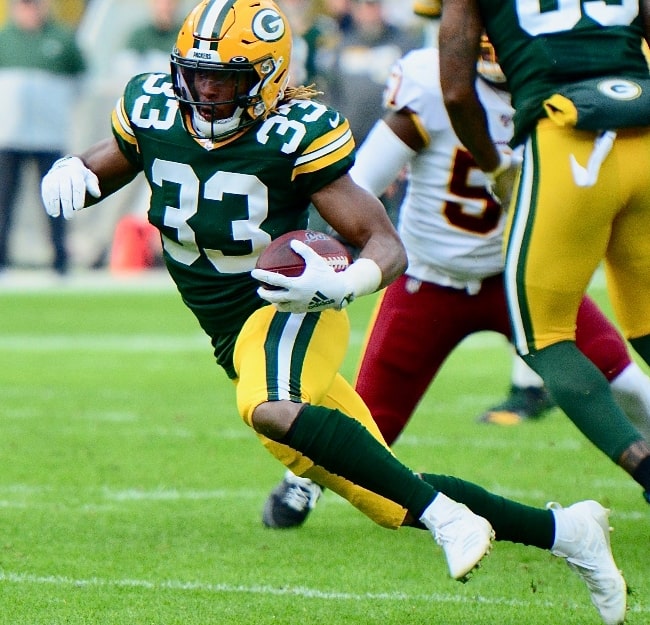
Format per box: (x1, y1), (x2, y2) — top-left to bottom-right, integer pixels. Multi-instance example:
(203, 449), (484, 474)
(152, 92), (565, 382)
(382, 47), (515, 291)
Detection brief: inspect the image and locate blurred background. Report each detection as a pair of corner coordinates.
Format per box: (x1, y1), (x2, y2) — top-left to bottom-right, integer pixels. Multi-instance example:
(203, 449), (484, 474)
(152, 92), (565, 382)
(0, 0), (428, 276)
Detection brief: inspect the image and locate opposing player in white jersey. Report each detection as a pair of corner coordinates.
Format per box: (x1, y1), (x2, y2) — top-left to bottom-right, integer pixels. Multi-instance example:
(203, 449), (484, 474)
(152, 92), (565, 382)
(263, 22), (650, 529)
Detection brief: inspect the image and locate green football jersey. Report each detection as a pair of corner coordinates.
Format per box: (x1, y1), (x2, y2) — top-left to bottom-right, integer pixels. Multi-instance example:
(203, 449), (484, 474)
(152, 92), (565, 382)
(478, 0), (648, 144)
(111, 72), (355, 376)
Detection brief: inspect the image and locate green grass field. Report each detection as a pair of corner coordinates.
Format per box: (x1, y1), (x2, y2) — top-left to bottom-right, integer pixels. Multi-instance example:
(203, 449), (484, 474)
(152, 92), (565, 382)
(0, 272), (648, 625)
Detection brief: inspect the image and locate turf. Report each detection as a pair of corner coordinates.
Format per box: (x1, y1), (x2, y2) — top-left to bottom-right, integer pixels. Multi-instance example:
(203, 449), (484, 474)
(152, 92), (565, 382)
(0, 273), (647, 625)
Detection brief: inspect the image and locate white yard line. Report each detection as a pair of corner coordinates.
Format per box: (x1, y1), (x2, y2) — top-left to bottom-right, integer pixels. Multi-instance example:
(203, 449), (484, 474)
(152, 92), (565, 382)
(0, 483), (642, 519)
(0, 334), (208, 351)
(0, 569), (647, 616)
(0, 570), (592, 609)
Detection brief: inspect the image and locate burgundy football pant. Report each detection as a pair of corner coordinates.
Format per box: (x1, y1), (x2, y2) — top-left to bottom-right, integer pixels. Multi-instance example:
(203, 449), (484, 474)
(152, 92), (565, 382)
(355, 273), (630, 445)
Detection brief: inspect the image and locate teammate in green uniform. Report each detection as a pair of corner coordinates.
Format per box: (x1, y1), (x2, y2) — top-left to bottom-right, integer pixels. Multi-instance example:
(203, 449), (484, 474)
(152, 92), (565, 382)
(40, 1), (627, 620)
(438, 0), (650, 507)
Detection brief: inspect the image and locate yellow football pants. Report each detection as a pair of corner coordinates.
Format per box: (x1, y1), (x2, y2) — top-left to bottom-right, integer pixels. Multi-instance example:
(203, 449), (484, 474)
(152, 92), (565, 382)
(506, 120), (650, 354)
(233, 305), (408, 529)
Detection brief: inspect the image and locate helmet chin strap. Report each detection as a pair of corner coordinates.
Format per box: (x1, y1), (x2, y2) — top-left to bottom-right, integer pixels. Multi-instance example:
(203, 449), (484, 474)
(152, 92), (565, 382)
(192, 106), (245, 139)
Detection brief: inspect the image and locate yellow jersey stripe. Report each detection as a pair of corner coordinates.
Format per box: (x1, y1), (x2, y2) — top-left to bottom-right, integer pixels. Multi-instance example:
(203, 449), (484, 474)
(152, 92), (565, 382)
(292, 125), (354, 180)
(292, 141), (354, 179)
(299, 120), (352, 158)
(111, 97), (138, 147)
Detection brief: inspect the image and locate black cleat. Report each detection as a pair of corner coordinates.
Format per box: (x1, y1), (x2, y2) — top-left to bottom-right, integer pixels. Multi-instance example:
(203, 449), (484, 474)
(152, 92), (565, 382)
(262, 471), (322, 529)
(478, 385), (554, 425)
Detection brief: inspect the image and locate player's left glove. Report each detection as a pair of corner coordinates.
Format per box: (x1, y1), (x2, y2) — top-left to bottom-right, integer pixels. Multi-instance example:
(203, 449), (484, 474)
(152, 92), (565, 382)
(484, 148), (522, 210)
(41, 155), (101, 220)
(252, 239), (381, 314)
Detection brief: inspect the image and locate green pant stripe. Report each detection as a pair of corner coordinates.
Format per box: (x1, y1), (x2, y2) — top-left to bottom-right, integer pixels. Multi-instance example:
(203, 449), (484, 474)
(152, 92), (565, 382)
(264, 312), (320, 402)
(288, 313), (320, 400)
(264, 313), (289, 400)
(505, 133), (539, 355)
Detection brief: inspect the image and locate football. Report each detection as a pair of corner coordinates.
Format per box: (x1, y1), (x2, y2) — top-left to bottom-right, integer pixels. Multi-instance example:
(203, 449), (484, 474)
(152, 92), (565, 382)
(255, 230), (352, 283)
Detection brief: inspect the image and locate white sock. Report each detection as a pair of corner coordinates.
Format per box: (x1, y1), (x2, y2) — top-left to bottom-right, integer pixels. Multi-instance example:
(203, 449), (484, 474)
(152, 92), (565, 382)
(511, 351), (544, 388)
(418, 492), (461, 530)
(548, 503), (579, 556)
(611, 363), (650, 440)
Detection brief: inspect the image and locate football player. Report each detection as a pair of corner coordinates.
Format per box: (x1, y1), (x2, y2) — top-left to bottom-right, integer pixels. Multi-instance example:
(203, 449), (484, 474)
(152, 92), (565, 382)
(438, 0), (650, 533)
(41, 0), (626, 617)
(352, 32), (650, 446)
(265, 2), (650, 519)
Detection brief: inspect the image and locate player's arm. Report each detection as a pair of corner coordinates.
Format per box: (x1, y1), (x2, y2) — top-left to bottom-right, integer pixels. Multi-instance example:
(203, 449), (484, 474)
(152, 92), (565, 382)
(252, 103), (407, 313)
(350, 108), (425, 197)
(252, 172), (407, 313)
(78, 137), (140, 203)
(41, 136), (139, 219)
(311, 173), (407, 290)
(384, 109), (428, 151)
(437, 0), (500, 173)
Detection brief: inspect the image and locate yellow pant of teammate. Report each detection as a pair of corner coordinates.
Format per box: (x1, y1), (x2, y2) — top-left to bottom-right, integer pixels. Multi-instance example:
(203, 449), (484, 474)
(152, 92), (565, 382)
(506, 120), (650, 354)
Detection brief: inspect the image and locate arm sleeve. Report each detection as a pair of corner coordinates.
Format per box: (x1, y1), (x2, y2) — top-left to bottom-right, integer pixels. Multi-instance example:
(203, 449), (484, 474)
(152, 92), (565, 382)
(349, 120), (416, 197)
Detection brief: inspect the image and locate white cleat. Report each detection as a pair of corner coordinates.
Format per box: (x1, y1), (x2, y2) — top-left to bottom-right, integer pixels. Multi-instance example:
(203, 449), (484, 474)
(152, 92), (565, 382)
(420, 493), (494, 581)
(549, 500), (627, 625)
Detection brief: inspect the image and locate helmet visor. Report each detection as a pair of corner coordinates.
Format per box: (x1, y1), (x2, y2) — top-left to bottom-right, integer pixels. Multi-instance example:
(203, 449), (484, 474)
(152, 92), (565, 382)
(171, 56), (262, 139)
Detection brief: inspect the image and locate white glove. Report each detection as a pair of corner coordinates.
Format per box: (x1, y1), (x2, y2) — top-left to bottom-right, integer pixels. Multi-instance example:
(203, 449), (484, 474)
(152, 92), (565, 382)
(484, 148), (522, 210)
(41, 156), (101, 219)
(252, 239), (382, 314)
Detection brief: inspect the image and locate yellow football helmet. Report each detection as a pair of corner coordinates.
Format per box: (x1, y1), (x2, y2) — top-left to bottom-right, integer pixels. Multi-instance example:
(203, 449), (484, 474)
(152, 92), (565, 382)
(171, 0), (292, 141)
(476, 34), (506, 85)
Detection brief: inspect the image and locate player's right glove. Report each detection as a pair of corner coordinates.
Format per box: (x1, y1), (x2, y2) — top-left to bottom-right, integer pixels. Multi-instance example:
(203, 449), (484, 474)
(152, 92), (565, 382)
(484, 148), (522, 210)
(41, 156), (101, 220)
(253, 240), (381, 314)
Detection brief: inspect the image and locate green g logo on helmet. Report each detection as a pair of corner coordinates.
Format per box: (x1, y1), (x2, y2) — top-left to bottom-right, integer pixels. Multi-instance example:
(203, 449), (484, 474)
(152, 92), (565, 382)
(252, 8), (285, 42)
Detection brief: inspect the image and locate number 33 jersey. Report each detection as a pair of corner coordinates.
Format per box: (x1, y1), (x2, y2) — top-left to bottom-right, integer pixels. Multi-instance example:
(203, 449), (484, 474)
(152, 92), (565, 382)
(383, 47), (515, 289)
(111, 72), (355, 336)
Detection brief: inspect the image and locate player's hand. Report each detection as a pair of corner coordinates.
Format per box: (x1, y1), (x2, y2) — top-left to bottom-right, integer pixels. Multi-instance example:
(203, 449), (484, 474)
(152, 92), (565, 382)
(484, 149), (522, 210)
(41, 156), (101, 219)
(252, 240), (354, 313)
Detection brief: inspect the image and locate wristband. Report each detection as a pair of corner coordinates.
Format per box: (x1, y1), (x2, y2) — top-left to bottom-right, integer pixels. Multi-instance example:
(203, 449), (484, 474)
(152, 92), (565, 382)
(343, 258), (382, 299)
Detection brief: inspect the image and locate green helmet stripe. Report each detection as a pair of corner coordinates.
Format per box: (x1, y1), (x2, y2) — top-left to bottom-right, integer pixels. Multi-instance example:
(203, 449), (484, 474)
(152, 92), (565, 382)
(195, 0), (238, 49)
